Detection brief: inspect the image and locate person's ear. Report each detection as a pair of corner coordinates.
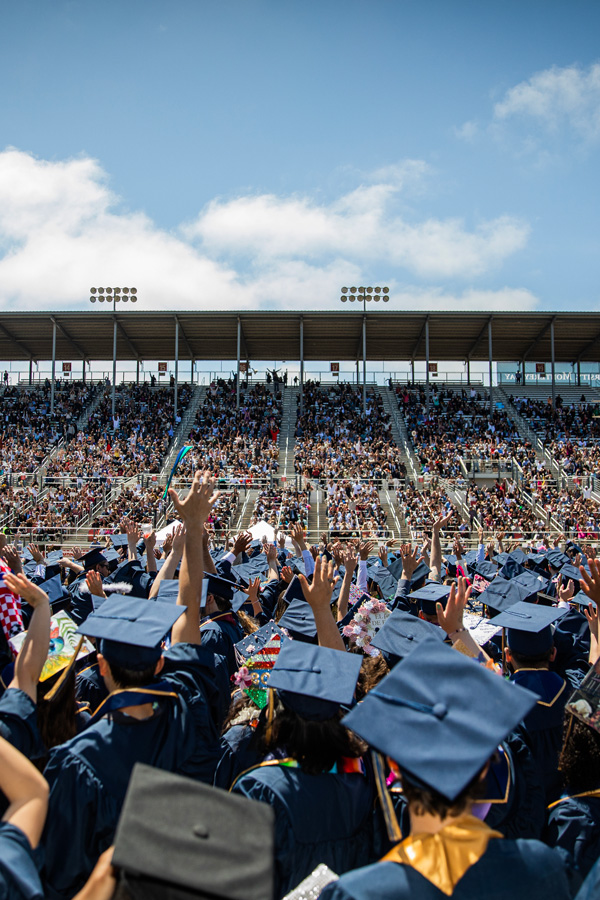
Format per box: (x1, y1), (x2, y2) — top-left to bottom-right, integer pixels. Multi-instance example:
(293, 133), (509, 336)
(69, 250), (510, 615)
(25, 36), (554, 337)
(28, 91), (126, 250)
(97, 653), (109, 678)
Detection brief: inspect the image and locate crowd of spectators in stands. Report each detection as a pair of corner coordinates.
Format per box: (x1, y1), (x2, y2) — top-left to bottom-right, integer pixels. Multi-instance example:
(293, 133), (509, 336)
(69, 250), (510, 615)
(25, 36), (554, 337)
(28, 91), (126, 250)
(250, 487), (309, 531)
(327, 480), (389, 538)
(512, 393), (600, 477)
(181, 379), (280, 483)
(0, 380), (96, 473)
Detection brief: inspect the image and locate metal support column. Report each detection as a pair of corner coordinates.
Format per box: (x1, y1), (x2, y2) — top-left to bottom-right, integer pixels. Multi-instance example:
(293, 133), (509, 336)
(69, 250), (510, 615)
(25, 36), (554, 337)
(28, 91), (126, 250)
(174, 319), (179, 420)
(82, 359), (86, 383)
(577, 360), (581, 387)
(467, 359), (471, 386)
(411, 359), (415, 385)
(51, 320), (57, 413)
(488, 319), (493, 417)
(425, 317), (430, 411)
(299, 317), (304, 415)
(28, 359), (33, 386)
(550, 319), (556, 407)
(136, 360), (140, 385)
(362, 315), (367, 415)
(111, 316), (117, 418)
(191, 358), (194, 386)
(236, 317), (241, 410)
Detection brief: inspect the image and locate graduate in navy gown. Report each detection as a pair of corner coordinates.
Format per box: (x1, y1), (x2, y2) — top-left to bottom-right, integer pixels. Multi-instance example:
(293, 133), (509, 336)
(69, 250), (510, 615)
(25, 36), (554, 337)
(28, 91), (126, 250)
(232, 558), (378, 900)
(41, 473), (228, 900)
(320, 585), (580, 900)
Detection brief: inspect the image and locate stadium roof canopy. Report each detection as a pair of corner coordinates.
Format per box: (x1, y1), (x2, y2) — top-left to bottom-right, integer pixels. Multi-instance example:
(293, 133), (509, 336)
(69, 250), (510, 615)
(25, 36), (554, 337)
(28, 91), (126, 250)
(1, 310), (599, 364)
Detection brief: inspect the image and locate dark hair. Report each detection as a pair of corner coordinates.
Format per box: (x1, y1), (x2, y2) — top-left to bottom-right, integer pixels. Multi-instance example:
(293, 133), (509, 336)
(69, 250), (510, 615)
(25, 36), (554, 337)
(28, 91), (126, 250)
(259, 694), (366, 775)
(507, 647), (553, 669)
(355, 654), (389, 701)
(559, 716), (600, 794)
(37, 668), (78, 752)
(213, 593), (257, 635)
(400, 763), (489, 820)
(106, 660), (157, 689)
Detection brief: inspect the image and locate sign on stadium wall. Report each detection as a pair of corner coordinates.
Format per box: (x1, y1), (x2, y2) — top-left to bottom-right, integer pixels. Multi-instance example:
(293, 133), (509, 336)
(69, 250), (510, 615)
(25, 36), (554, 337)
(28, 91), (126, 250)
(330, 363), (339, 375)
(158, 362), (167, 374)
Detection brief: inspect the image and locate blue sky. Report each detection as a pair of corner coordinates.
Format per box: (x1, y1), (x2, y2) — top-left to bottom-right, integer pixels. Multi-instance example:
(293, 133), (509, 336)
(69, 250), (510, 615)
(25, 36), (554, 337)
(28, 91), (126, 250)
(0, 0), (598, 312)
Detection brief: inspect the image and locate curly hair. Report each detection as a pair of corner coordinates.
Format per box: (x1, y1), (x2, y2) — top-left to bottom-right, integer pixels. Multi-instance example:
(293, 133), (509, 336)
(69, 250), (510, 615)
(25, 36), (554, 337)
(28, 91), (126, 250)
(559, 715), (600, 795)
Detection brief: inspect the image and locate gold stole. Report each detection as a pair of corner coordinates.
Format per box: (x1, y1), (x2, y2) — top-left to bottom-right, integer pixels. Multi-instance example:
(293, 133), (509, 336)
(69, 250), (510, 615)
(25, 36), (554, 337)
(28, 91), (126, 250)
(381, 813), (503, 896)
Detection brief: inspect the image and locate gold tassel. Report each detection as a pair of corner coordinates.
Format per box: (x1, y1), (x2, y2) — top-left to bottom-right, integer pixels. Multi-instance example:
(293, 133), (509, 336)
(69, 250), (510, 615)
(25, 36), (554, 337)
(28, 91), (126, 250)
(264, 687), (275, 745)
(372, 751), (403, 843)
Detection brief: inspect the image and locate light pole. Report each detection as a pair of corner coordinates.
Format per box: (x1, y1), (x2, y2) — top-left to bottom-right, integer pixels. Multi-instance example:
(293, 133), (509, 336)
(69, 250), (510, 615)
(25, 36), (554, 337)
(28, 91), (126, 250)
(340, 286), (389, 413)
(89, 287), (138, 417)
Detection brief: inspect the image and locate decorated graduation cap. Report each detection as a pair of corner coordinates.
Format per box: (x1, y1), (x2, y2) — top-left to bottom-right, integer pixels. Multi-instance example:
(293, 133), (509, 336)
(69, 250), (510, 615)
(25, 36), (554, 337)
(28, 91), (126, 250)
(113, 763), (275, 900)
(342, 636), (537, 802)
(479, 577), (531, 614)
(339, 596), (391, 656)
(278, 596), (317, 643)
(269, 641), (362, 721)
(410, 581), (451, 616)
(489, 601), (567, 656)
(371, 609), (445, 666)
(76, 594), (184, 671)
(233, 623), (292, 709)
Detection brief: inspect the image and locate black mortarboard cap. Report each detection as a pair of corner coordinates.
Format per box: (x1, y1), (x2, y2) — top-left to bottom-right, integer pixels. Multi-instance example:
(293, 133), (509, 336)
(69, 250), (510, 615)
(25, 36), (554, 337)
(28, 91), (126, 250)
(77, 595), (184, 670)
(269, 641), (361, 721)
(113, 763), (275, 900)
(371, 609), (445, 664)
(342, 636), (537, 801)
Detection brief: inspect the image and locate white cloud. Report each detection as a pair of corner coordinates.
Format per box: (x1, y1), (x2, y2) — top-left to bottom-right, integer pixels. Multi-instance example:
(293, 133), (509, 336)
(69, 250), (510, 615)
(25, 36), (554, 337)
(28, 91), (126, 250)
(493, 62), (600, 145)
(454, 121), (479, 142)
(0, 148), (536, 312)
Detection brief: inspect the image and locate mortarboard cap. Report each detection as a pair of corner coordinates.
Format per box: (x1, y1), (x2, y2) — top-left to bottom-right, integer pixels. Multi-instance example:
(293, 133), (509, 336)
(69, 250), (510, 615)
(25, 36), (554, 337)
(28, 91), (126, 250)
(277, 596), (317, 643)
(282, 575), (305, 605)
(409, 582), (451, 616)
(410, 560), (431, 589)
(498, 559), (525, 580)
(479, 577), (530, 614)
(38, 574), (67, 607)
(371, 609), (445, 665)
(269, 641), (361, 721)
(77, 594), (184, 671)
(342, 636), (537, 801)
(235, 622), (291, 662)
(473, 560), (498, 580)
(367, 566), (398, 601)
(113, 763), (275, 900)
(155, 579), (179, 604)
(204, 573), (236, 604)
(109, 533), (129, 548)
(559, 564), (584, 594)
(512, 570), (549, 600)
(490, 602), (567, 656)
(80, 547), (109, 570)
(545, 548), (570, 569)
(508, 549), (528, 566)
(387, 557), (404, 582)
(492, 552), (510, 567)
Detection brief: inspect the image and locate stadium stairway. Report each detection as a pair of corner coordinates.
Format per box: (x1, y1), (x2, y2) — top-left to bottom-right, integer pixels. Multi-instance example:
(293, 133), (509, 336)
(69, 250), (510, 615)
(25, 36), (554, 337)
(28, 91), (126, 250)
(234, 488), (259, 531)
(279, 386), (298, 481)
(159, 385), (206, 478)
(377, 386), (422, 482)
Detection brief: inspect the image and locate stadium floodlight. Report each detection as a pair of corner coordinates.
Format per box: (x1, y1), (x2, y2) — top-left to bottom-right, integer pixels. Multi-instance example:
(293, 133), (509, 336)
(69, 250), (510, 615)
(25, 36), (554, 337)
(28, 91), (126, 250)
(339, 285), (390, 414)
(89, 287), (139, 417)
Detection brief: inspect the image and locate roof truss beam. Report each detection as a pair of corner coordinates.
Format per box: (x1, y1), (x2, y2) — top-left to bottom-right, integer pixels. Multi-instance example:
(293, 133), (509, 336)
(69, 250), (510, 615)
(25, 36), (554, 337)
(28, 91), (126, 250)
(523, 317), (555, 360)
(50, 317), (86, 360)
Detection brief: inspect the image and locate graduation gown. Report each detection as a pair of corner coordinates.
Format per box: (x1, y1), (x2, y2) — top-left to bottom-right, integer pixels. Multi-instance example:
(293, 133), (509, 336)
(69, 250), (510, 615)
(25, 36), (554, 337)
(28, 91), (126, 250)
(42, 643), (224, 900)
(0, 822), (44, 900)
(319, 837), (578, 900)
(232, 760), (377, 900)
(0, 689), (44, 760)
(545, 791), (600, 880)
(74, 662), (108, 714)
(510, 669), (569, 804)
(213, 722), (263, 791)
(200, 612), (245, 677)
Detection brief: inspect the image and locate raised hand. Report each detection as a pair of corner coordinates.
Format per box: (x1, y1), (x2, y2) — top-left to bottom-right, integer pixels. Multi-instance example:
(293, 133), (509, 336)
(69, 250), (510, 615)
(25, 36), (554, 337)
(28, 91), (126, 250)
(233, 531), (252, 557)
(400, 543), (424, 580)
(579, 558), (600, 609)
(85, 571), (106, 600)
(437, 577), (472, 637)
(26, 544), (45, 564)
(168, 471), (219, 526)
(298, 556), (338, 612)
(4, 572), (50, 608)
